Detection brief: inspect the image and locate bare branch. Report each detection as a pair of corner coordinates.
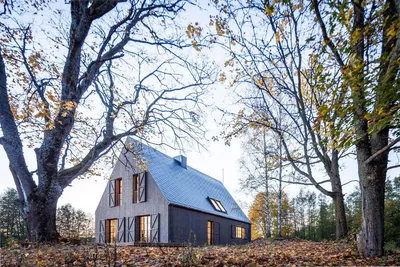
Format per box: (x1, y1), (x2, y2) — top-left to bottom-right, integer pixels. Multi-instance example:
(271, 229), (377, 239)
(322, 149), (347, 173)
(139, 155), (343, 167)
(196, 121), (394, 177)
(386, 164), (400, 171)
(365, 136), (400, 165)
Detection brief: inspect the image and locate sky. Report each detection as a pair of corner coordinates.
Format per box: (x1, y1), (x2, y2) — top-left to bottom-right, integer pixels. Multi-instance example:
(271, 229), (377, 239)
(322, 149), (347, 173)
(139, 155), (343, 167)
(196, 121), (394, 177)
(0, 1), (399, 217)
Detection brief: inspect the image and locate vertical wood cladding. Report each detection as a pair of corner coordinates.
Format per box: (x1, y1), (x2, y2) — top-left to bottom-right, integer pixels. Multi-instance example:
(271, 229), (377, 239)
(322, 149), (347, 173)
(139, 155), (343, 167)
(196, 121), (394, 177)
(95, 151), (169, 243)
(169, 205), (251, 246)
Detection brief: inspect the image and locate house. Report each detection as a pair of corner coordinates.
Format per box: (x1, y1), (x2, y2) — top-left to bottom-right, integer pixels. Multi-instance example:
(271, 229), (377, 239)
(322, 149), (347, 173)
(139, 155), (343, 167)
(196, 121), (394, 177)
(95, 139), (251, 246)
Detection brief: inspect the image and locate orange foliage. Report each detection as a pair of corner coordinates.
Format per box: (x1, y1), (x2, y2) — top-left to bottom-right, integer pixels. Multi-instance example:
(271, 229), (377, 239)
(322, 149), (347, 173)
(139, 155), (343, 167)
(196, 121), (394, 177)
(1, 240), (399, 266)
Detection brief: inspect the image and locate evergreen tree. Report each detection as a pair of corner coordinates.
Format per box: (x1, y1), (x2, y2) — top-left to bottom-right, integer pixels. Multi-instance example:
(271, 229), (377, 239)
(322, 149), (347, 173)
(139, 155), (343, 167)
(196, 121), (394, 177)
(384, 177), (400, 247)
(0, 188), (27, 243)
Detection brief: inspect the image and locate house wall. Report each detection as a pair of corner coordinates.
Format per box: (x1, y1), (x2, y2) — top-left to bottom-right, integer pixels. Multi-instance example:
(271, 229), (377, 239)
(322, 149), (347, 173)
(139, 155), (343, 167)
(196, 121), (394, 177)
(95, 151), (169, 243)
(169, 205), (251, 246)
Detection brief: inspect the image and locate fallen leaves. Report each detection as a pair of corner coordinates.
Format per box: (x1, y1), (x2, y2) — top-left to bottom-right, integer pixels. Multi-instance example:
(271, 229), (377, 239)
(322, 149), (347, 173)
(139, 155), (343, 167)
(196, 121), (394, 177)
(0, 239), (399, 266)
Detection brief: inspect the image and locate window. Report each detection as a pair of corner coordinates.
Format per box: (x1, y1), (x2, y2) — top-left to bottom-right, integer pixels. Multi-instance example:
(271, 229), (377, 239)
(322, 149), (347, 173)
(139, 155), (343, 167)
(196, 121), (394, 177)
(138, 215), (151, 242)
(109, 178), (122, 207)
(105, 219), (117, 243)
(133, 174), (139, 203)
(208, 197), (227, 213)
(234, 225), (245, 239)
(133, 172), (146, 203)
(115, 178), (122, 206)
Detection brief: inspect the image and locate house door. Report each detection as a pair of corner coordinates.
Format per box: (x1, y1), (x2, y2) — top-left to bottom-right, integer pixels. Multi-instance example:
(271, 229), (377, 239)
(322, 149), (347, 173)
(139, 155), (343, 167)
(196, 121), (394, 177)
(207, 221), (220, 245)
(136, 215), (151, 242)
(135, 214), (160, 243)
(105, 219), (117, 243)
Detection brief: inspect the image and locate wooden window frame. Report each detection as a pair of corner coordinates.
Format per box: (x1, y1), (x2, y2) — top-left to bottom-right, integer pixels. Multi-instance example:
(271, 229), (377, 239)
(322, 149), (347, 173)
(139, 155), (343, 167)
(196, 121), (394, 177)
(234, 225), (245, 239)
(132, 174), (140, 203)
(133, 172), (146, 203)
(115, 178), (122, 206)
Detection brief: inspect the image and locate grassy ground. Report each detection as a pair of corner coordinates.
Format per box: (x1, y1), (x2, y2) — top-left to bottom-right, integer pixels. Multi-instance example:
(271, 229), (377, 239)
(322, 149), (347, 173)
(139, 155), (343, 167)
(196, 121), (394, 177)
(1, 239), (399, 266)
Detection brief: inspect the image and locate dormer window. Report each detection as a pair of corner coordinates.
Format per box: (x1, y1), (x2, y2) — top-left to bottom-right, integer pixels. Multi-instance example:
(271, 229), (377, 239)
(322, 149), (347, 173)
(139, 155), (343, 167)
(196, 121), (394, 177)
(208, 197), (227, 213)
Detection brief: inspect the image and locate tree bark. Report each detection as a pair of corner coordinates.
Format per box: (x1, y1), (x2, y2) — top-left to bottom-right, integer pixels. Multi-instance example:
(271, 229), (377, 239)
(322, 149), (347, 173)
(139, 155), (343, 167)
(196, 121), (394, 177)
(277, 134), (282, 238)
(263, 129), (272, 238)
(277, 174), (282, 238)
(330, 155), (348, 240)
(26, 188), (61, 242)
(353, 0), (396, 257)
(356, 130), (388, 257)
(333, 192), (348, 240)
(357, 170), (386, 257)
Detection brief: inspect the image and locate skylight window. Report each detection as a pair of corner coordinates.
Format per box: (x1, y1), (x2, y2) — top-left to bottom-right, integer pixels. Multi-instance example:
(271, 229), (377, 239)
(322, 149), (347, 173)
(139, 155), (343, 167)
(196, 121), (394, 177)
(208, 197), (227, 213)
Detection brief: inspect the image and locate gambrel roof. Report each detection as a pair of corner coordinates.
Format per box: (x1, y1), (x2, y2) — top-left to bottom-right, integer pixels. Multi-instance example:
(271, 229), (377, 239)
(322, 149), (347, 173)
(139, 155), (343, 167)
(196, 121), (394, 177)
(129, 138), (250, 223)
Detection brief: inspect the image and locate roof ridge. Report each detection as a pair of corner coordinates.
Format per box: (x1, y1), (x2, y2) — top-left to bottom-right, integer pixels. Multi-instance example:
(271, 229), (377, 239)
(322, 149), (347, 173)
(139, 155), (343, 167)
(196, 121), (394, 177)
(128, 137), (223, 184)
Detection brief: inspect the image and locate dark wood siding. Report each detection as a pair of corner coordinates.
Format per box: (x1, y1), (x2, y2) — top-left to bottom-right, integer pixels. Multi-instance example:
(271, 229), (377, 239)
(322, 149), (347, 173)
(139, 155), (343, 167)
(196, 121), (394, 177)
(169, 205), (251, 246)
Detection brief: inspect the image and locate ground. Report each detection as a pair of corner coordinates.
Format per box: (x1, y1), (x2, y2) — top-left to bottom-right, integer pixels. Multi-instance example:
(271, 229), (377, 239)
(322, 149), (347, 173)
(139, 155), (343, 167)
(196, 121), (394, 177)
(1, 239), (399, 266)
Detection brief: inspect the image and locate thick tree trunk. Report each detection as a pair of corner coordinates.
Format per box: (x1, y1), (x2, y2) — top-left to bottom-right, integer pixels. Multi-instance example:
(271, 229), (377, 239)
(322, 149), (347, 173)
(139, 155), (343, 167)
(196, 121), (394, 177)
(354, 0), (398, 257)
(356, 131), (388, 257)
(357, 176), (385, 257)
(23, 173), (63, 242)
(26, 188), (61, 242)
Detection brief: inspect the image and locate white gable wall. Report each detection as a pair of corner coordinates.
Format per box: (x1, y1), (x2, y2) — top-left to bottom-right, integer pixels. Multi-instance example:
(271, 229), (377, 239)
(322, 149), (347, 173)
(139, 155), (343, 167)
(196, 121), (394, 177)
(95, 148), (169, 243)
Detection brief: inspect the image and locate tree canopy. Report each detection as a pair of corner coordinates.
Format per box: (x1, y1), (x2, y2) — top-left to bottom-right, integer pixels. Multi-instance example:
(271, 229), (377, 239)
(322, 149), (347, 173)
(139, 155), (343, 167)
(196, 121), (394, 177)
(0, 0), (215, 241)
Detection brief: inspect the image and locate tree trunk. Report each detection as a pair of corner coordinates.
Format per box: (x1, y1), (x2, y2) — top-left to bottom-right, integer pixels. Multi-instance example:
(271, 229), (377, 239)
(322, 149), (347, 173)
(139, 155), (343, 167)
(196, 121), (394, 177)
(357, 176), (385, 257)
(277, 180), (282, 238)
(330, 152), (348, 240)
(25, 184), (62, 242)
(277, 134), (282, 238)
(355, 0), (400, 256)
(293, 200), (297, 237)
(263, 129), (271, 238)
(332, 193), (348, 240)
(356, 137), (387, 257)
(330, 172), (348, 240)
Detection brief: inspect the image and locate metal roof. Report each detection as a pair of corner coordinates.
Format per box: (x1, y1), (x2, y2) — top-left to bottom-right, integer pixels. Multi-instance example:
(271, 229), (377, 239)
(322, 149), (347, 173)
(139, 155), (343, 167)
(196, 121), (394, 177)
(129, 138), (250, 223)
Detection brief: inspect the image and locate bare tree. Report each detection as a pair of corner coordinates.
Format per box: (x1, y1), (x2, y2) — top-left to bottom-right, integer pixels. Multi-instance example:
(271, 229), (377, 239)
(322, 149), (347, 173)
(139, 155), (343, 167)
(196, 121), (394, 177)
(214, 0), (349, 239)
(0, 0), (215, 241)
(240, 126), (292, 238)
(56, 204), (94, 239)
